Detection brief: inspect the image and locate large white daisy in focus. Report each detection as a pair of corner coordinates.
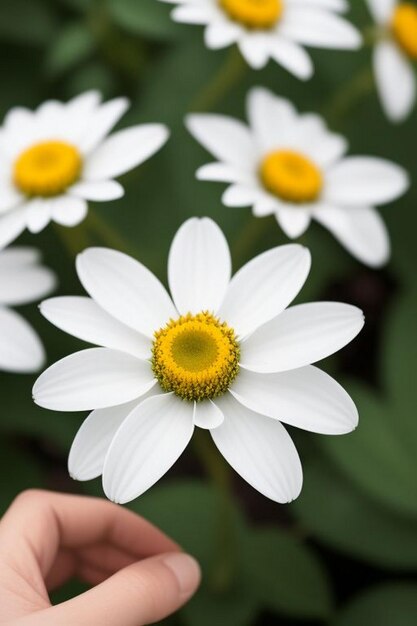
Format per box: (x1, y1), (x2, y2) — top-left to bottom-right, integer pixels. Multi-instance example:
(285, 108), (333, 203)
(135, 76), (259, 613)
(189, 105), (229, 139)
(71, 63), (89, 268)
(367, 0), (417, 122)
(186, 88), (410, 267)
(0, 91), (169, 248)
(161, 0), (361, 76)
(0, 247), (55, 373)
(33, 218), (364, 504)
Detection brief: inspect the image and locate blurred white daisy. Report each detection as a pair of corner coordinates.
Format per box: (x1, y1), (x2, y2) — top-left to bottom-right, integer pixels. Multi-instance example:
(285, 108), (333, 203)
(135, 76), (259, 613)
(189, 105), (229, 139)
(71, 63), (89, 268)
(0, 247), (55, 373)
(0, 91), (169, 248)
(367, 0), (417, 122)
(33, 218), (363, 504)
(161, 0), (361, 76)
(186, 88), (410, 267)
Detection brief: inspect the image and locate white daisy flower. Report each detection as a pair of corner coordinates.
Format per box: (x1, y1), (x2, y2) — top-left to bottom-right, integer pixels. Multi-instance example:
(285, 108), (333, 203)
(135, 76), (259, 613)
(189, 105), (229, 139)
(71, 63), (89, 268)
(367, 0), (417, 122)
(161, 0), (361, 76)
(186, 88), (410, 267)
(33, 218), (363, 504)
(0, 247), (55, 373)
(0, 91), (170, 249)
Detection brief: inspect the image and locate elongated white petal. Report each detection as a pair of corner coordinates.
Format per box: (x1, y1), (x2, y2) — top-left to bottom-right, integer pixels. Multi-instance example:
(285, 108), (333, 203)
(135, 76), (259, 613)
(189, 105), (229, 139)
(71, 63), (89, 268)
(269, 37), (314, 79)
(241, 302), (364, 373)
(218, 245), (311, 339)
(0, 264), (55, 306)
(231, 366), (358, 434)
(79, 97), (129, 154)
(366, 0), (396, 24)
(103, 393), (194, 503)
(84, 124), (169, 180)
(212, 393), (303, 502)
(325, 157), (409, 206)
(0, 306), (44, 373)
(0, 182), (23, 213)
(26, 199), (52, 234)
(76, 248), (177, 338)
(314, 205), (390, 267)
(222, 184), (264, 207)
(276, 208), (311, 238)
(205, 21), (242, 48)
(33, 348), (155, 412)
(40, 297), (151, 359)
(0, 208), (27, 249)
(196, 162), (251, 184)
(194, 399), (224, 429)
(247, 87), (296, 151)
(0, 247), (39, 269)
(173, 3), (219, 24)
(168, 217), (231, 315)
(373, 41), (416, 123)
(69, 399), (140, 481)
(69, 180), (124, 201)
(239, 34), (271, 69)
(51, 197), (88, 227)
(279, 7), (362, 49)
(186, 114), (256, 169)
(287, 0), (347, 11)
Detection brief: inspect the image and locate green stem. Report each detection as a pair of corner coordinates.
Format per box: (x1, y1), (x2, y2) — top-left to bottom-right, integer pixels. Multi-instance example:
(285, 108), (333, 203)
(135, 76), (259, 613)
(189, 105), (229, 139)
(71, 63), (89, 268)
(190, 47), (247, 112)
(321, 65), (374, 127)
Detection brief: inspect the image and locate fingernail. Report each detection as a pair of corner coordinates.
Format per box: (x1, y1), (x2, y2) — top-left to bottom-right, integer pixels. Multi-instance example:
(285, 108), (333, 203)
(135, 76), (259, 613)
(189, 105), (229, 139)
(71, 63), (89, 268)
(162, 553), (201, 598)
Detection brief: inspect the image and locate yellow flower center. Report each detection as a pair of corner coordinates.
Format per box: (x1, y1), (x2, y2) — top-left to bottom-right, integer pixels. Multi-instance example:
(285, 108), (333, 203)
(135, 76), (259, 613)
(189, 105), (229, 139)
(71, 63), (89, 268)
(391, 3), (417, 59)
(152, 312), (240, 402)
(219, 0), (283, 29)
(259, 149), (323, 203)
(13, 140), (82, 197)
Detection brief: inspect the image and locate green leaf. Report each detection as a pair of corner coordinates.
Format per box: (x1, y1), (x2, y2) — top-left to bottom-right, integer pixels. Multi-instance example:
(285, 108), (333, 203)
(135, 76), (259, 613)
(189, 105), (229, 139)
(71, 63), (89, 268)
(333, 583), (417, 626)
(45, 22), (94, 77)
(0, 0), (56, 45)
(243, 527), (332, 619)
(293, 458), (417, 571)
(318, 380), (417, 518)
(106, 0), (184, 40)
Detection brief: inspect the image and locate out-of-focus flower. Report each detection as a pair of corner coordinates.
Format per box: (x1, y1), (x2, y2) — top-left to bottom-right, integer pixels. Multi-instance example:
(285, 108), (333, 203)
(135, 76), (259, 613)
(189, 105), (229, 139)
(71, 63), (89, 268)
(161, 0), (361, 75)
(367, 0), (417, 122)
(0, 92), (169, 248)
(187, 88), (410, 267)
(33, 217), (364, 504)
(0, 247), (55, 373)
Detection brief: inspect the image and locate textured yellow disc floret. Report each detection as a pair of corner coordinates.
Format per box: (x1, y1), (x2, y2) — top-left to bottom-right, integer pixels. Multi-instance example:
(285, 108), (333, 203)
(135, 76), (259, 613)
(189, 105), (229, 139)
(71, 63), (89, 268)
(14, 140), (82, 197)
(391, 4), (417, 59)
(152, 312), (240, 402)
(219, 0), (283, 29)
(259, 149), (323, 203)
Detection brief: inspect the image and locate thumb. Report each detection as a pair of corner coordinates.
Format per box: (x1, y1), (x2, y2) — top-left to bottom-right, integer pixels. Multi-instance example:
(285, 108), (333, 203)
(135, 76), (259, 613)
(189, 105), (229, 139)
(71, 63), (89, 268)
(42, 552), (201, 626)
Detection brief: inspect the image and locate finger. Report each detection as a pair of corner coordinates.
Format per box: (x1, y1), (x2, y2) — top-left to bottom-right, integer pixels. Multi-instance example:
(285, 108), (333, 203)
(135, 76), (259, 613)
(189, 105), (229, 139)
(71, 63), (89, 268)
(80, 543), (137, 574)
(45, 550), (77, 591)
(34, 552), (201, 626)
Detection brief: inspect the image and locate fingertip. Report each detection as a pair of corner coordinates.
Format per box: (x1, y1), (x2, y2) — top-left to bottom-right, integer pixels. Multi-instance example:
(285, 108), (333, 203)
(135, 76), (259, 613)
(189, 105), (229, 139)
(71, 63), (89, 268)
(161, 553), (201, 600)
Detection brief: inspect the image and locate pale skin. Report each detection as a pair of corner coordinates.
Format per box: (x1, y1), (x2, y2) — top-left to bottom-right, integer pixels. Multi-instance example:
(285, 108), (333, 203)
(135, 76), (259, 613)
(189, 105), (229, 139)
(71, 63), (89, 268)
(0, 490), (201, 625)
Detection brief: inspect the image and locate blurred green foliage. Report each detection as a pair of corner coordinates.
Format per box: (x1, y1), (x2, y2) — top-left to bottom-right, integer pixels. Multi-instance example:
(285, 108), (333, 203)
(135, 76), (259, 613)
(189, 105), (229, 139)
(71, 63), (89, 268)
(0, 0), (416, 624)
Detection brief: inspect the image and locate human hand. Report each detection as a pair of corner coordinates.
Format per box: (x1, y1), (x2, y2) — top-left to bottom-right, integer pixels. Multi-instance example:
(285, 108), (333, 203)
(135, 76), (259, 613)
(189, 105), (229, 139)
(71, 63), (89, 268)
(0, 490), (201, 625)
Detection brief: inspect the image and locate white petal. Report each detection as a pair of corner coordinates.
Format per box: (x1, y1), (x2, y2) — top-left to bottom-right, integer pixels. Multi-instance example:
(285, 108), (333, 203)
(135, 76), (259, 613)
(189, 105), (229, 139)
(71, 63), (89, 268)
(68, 399), (140, 481)
(76, 247), (177, 337)
(222, 184), (264, 207)
(0, 306), (44, 373)
(173, 3), (218, 24)
(79, 97), (129, 154)
(196, 162), (251, 184)
(241, 302), (364, 373)
(238, 34), (271, 69)
(325, 157), (409, 206)
(51, 196), (88, 227)
(269, 37), (314, 79)
(231, 366), (358, 434)
(40, 297), (151, 359)
(276, 208), (311, 238)
(33, 348), (156, 412)
(0, 247), (39, 269)
(194, 399), (224, 429)
(0, 208), (27, 249)
(246, 87), (297, 151)
(373, 41), (416, 123)
(69, 180), (124, 201)
(26, 199), (52, 233)
(213, 393), (302, 502)
(186, 114), (256, 169)
(0, 182), (23, 213)
(314, 205), (390, 267)
(287, 0), (347, 11)
(279, 7), (362, 49)
(218, 244), (311, 339)
(0, 263), (55, 306)
(168, 217), (231, 315)
(366, 0), (396, 23)
(84, 124), (169, 181)
(204, 22), (242, 48)
(103, 393), (194, 503)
